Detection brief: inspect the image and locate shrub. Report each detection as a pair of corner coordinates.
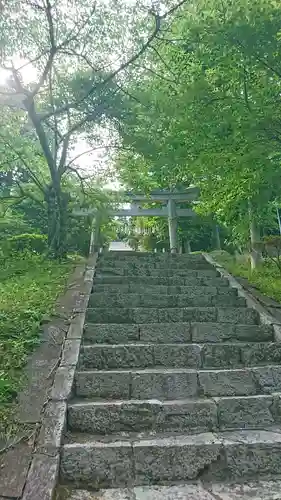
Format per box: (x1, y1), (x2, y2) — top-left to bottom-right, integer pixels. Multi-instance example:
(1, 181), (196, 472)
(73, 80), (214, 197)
(7, 233), (48, 254)
(262, 235), (281, 273)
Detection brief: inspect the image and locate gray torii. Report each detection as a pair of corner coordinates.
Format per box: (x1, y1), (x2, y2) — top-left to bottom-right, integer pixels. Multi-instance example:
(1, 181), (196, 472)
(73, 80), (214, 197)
(73, 188), (199, 254)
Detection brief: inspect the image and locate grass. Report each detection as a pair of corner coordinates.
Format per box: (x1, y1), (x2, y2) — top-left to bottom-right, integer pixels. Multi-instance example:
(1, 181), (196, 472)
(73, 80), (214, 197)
(210, 250), (281, 303)
(0, 251), (73, 436)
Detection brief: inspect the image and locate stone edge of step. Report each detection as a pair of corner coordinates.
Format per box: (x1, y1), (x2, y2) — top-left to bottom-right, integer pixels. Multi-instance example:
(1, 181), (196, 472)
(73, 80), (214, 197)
(19, 253), (99, 500)
(56, 479), (281, 500)
(67, 393), (281, 434)
(60, 428), (281, 487)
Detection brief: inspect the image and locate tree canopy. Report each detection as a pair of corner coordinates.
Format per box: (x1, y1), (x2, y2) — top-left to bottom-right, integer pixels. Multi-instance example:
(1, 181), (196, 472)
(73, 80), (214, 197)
(115, 0), (281, 250)
(0, 0), (188, 256)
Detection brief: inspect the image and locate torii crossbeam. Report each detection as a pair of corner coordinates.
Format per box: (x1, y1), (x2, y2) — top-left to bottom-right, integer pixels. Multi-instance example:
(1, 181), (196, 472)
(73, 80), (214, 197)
(73, 188), (199, 253)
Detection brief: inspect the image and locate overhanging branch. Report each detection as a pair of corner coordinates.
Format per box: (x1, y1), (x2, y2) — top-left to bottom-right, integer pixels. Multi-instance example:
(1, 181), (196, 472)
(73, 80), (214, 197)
(0, 133), (46, 193)
(40, 1), (187, 121)
(29, 0), (56, 98)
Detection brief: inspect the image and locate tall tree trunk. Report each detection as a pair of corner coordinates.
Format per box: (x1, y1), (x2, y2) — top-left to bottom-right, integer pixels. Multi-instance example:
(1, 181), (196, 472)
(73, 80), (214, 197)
(45, 184), (68, 259)
(213, 223), (221, 250)
(248, 201), (262, 270)
(249, 219), (262, 270)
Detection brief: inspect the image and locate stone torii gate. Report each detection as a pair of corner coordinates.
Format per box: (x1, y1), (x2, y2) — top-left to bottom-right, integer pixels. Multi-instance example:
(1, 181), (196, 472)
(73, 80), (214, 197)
(73, 188), (199, 254)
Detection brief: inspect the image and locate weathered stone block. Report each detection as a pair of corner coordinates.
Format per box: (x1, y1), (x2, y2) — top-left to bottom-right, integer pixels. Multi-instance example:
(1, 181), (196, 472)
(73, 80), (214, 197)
(241, 343), (281, 366)
(210, 479), (281, 500)
(150, 269), (199, 277)
(22, 453), (59, 500)
(199, 369), (257, 397)
(68, 401), (161, 434)
(37, 401), (66, 454)
(251, 366), (276, 394)
(210, 296), (246, 307)
(271, 394), (281, 422)
(182, 307), (217, 323)
(202, 344), (242, 368)
(139, 294), (175, 308)
(51, 366), (75, 401)
(153, 344), (201, 368)
(83, 324), (139, 344)
(68, 398), (218, 435)
(131, 369), (198, 399)
(195, 277), (229, 287)
(234, 325), (273, 342)
(223, 430), (281, 478)
(86, 308), (132, 324)
(134, 484), (216, 499)
(67, 313), (85, 340)
(0, 441), (34, 498)
(60, 442), (134, 488)
(93, 284), (131, 293)
(172, 285), (218, 297)
(65, 488), (134, 500)
(192, 323), (235, 343)
(61, 339), (81, 366)
(18, 366), (54, 423)
(217, 308), (259, 325)
(177, 295), (212, 307)
(79, 344), (154, 370)
(160, 399), (217, 433)
(217, 395), (274, 429)
(155, 261), (213, 270)
(89, 293), (141, 308)
(158, 308), (184, 323)
(75, 370), (130, 399)
(97, 267), (125, 276)
(195, 269), (219, 278)
(192, 323), (273, 343)
(133, 433), (221, 484)
(133, 308), (159, 324)
(271, 366), (281, 390)
(140, 323), (191, 343)
(94, 276), (126, 285)
(133, 285), (168, 294)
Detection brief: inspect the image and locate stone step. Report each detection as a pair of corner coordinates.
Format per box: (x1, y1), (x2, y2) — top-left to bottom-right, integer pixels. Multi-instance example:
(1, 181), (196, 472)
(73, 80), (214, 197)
(83, 322), (273, 344)
(85, 307), (259, 325)
(78, 342), (281, 370)
(92, 283), (231, 294)
(74, 365), (281, 399)
(60, 429), (281, 488)
(93, 276), (229, 287)
(89, 292), (245, 309)
(97, 261), (213, 270)
(96, 267), (218, 277)
(57, 479), (281, 500)
(68, 394), (279, 435)
(100, 252), (206, 260)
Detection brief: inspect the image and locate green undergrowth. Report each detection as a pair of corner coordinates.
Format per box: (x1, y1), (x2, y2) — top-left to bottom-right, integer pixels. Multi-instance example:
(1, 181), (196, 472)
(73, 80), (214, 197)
(210, 250), (281, 303)
(0, 252), (73, 436)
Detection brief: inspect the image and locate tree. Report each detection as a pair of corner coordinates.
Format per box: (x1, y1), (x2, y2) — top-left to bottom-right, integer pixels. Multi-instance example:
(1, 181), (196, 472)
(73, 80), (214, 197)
(114, 0), (281, 259)
(0, 0), (188, 257)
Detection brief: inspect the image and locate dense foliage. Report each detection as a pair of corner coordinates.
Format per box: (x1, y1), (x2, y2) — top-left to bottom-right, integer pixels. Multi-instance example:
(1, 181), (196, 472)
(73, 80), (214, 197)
(0, 251), (72, 435)
(115, 0), (281, 254)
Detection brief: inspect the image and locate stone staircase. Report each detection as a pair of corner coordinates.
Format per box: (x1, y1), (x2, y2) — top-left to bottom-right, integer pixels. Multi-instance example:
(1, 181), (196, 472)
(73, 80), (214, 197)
(59, 252), (281, 499)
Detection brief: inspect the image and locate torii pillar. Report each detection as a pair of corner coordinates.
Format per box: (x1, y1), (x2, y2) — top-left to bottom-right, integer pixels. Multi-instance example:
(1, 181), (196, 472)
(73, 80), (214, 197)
(168, 199), (178, 254)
